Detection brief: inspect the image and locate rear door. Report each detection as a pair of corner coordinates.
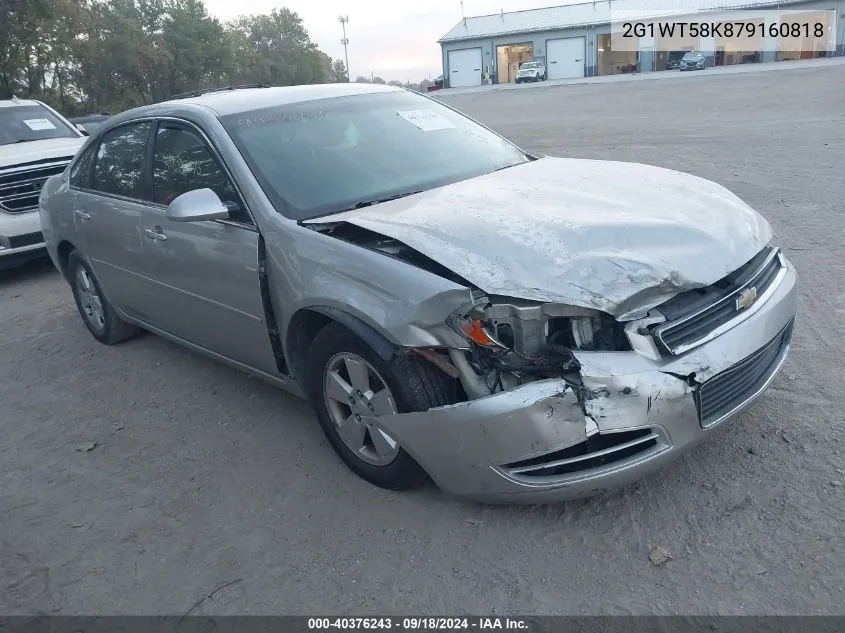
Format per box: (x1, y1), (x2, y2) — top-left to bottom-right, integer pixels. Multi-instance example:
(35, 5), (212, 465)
(135, 119), (278, 375)
(71, 121), (153, 313)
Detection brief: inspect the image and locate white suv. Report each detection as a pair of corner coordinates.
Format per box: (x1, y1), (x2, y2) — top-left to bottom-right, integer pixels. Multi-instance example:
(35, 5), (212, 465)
(1, 98), (86, 269)
(514, 61), (546, 83)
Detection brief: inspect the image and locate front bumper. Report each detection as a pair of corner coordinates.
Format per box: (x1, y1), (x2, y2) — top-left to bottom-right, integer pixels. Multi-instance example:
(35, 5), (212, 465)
(0, 211), (47, 270)
(376, 260), (798, 503)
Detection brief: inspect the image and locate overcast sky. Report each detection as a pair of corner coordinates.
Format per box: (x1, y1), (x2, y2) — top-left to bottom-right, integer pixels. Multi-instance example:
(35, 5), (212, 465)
(203, 0), (579, 81)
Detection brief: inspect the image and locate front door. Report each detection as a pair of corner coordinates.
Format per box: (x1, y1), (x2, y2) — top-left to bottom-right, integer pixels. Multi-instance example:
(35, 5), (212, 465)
(136, 120), (279, 376)
(72, 121), (153, 314)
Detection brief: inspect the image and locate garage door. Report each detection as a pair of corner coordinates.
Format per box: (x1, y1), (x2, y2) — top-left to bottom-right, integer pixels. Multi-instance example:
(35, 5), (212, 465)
(448, 48), (482, 88)
(546, 37), (585, 80)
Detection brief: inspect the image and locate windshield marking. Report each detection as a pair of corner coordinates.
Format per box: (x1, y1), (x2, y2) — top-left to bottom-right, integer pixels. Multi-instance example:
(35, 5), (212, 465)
(396, 109), (455, 132)
(24, 118), (57, 131)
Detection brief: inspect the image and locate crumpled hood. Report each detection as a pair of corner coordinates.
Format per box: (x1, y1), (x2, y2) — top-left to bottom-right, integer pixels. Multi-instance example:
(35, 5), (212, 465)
(307, 157), (772, 320)
(0, 137), (85, 170)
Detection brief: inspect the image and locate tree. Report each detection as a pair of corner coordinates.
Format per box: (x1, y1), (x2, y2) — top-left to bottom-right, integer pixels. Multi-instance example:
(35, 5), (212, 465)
(331, 59), (348, 83)
(354, 75), (370, 83)
(1, 0), (333, 112)
(225, 8), (329, 86)
(159, 0), (231, 99)
(0, 0), (425, 114)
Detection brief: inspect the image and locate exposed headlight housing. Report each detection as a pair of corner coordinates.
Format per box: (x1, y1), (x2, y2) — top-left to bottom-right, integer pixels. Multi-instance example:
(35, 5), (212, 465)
(448, 298), (632, 356)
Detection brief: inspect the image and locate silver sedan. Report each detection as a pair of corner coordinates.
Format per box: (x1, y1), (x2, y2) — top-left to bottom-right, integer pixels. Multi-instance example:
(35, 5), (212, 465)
(39, 84), (797, 503)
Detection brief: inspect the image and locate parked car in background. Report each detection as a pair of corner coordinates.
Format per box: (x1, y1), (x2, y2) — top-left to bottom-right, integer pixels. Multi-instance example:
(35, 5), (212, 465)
(427, 75), (444, 92)
(1, 97), (85, 269)
(39, 84), (797, 503)
(666, 51), (686, 70)
(69, 113), (112, 136)
(679, 51), (707, 71)
(515, 61), (546, 83)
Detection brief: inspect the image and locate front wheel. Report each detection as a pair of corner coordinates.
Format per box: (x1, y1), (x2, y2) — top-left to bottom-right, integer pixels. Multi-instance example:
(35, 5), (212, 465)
(306, 323), (456, 491)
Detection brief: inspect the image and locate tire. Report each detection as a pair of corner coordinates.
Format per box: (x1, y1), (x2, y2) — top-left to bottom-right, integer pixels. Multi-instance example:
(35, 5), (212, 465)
(68, 250), (140, 345)
(306, 322), (456, 491)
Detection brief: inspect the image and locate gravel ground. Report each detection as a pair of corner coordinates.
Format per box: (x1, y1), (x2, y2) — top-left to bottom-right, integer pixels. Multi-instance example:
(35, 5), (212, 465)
(1, 63), (844, 616)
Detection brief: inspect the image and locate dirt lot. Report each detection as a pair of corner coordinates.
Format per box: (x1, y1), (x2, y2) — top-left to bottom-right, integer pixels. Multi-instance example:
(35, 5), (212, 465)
(2, 64), (844, 616)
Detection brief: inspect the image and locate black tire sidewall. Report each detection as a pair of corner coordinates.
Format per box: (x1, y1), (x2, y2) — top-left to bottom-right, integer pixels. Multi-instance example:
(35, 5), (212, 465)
(306, 323), (429, 490)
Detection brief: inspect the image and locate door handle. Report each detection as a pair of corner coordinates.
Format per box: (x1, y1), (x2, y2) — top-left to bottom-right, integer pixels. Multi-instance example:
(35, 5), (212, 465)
(143, 227), (167, 241)
(74, 209), (91, 220)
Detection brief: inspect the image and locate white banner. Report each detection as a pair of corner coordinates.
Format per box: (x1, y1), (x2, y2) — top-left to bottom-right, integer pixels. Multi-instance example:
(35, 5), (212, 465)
(610, 9), (837, 53)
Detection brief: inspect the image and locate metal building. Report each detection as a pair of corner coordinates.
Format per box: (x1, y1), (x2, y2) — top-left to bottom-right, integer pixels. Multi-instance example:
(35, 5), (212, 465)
(438, 0), (845, 87)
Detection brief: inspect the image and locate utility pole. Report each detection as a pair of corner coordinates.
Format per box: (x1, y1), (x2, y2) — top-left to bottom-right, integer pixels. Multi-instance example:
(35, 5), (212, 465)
(339, 16), (350, 82)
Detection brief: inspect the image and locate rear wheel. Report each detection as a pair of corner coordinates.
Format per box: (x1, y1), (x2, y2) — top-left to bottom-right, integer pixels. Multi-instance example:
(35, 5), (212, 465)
(306, 322), (456, 490)
(68, 250), (140, 345)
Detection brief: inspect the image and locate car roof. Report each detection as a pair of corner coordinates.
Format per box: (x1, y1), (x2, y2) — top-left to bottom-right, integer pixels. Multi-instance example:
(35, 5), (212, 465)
(70, 114), (111, 122)
(151, 83), (404, 118)
(0, 98), (43, 108)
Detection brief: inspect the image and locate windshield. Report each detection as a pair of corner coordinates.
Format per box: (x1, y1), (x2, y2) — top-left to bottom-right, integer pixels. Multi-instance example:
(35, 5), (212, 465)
(0, 103), (78, 145)
(683, 52), (702, 60)
(221, 91), (529, 221)
(521, 62), (541, 69)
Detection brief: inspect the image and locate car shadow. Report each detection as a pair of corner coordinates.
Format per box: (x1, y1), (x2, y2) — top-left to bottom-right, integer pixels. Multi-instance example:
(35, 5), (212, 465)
(0, 256), (58, 287)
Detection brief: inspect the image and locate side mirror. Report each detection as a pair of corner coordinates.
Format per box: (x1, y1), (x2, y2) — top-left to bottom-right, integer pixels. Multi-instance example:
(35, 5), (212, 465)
(165, 188), (230, 222)
(75, 124), (89, 136)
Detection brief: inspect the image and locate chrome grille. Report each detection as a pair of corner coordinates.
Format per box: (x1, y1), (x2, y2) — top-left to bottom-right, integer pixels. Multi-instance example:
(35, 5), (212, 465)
(0, 161), (69, 214)
(696, 319), (794, 428)
(654, 247), (785, 355)
(501, 428), (667, 481)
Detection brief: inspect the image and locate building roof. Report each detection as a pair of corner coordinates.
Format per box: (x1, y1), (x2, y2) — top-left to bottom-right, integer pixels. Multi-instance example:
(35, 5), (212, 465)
(439, 0), (813, 42)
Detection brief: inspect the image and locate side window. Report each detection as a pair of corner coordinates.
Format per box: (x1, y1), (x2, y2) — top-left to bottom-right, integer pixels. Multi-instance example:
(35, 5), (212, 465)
(152, 125), (249, 223)
(69, 143), (96, 188)
(92, 121), (152, 199)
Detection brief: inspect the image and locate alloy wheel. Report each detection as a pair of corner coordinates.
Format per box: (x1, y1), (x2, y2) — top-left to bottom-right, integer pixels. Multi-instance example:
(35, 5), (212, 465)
(76, 267), (105, 333)
(323, 352), (400, 466)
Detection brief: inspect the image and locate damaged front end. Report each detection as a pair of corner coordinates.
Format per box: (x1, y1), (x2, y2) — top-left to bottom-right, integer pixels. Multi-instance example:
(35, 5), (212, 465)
(372, 254), (798, 503)
(305, 218), (798, 502)
(443, 294), (629, 399)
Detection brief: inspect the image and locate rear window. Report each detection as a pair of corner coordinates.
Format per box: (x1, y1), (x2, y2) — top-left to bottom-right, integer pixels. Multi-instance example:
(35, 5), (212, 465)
(0, 104), (78, 146)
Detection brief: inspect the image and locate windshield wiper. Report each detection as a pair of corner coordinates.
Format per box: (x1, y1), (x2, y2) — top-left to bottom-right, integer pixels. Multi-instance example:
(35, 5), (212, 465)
(299, 190), (424, 223)
(346, 190), (423, 210)
(487, 162), (524, 174)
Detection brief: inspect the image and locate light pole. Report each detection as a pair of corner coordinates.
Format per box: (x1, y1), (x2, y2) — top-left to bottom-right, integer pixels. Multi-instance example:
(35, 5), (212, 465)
(339, 15), (350, 82)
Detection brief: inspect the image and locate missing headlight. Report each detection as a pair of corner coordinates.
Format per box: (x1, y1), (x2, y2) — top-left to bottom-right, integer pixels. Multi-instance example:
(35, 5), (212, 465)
(547, 314), (632, 352)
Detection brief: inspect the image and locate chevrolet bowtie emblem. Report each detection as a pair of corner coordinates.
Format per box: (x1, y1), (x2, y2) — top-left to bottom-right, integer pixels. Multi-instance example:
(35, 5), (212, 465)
(736, 287), (758, 311)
